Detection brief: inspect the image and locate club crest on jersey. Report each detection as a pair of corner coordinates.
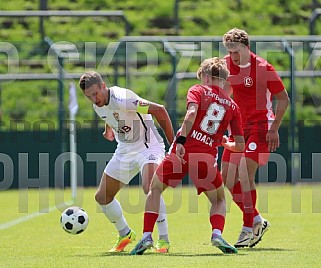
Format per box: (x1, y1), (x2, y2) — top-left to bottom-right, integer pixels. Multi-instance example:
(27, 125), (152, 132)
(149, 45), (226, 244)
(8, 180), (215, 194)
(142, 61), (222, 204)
(113, 112), (119, 121)
(244, 76), (253, 87)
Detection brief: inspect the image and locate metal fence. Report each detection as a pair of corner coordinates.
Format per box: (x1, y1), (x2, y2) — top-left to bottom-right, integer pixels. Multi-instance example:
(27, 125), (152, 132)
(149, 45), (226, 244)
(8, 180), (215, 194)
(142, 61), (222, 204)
(1, 11), (321, 185)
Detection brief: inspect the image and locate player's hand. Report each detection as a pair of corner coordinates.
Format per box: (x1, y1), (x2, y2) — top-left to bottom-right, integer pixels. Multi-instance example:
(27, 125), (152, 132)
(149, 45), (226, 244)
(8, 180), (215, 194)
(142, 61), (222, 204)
(103, 130), (115, 141)
(221, 135), (229, 144)
(176, 144), (186, 164)
(266, 130), (279, 152)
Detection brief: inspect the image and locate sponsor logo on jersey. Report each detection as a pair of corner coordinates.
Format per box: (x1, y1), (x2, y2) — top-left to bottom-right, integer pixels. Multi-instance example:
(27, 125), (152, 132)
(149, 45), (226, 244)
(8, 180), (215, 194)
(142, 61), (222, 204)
(244, 76), (253, 87)
(115, 125), (132, 134)
(111, 94), (123, 102)
(148, 154), (157, 161)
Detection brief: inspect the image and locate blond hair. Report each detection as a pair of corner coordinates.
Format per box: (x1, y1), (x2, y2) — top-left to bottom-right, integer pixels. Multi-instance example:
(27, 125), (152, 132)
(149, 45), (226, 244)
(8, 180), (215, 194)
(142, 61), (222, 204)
(197, 57), (229, 81)
(223, 28), (249, 49)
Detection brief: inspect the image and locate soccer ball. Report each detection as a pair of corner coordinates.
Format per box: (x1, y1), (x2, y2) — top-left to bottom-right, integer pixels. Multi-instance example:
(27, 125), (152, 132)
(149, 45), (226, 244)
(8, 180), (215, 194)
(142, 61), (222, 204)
(60, 206), (89, 235)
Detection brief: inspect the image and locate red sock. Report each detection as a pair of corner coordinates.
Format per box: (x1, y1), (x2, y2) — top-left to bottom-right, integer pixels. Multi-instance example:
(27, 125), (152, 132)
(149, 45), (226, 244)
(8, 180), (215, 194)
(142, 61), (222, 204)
(210, 214), (225, 232)
(229, 181), (244, 211)
(243, 190), (254, 228)
(251, 190), (258, 217)
(143, 212), (158, 233)
(230, 181), (260, 219)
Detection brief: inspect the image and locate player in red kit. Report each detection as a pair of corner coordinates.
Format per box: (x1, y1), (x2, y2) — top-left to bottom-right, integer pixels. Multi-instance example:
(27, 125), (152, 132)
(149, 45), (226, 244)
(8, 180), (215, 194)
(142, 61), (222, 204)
(221, 28), (289, 248)
(130, 57), (245, 255)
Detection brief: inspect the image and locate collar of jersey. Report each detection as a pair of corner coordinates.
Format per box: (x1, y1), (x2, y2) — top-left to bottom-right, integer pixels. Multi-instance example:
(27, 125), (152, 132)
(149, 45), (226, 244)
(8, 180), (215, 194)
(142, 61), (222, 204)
(239, 62), (251, 68)
(104, 88), (111, 106)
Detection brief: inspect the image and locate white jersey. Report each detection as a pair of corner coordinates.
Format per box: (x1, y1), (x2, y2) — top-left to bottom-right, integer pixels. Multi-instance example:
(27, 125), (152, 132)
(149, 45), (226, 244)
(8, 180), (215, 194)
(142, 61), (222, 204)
(93, 86), (164, 156)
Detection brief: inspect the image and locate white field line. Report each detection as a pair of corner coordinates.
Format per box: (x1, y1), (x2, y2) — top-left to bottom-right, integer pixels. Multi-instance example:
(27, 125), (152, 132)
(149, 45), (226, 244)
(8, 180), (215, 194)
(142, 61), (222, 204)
(0, 201), (73, 230)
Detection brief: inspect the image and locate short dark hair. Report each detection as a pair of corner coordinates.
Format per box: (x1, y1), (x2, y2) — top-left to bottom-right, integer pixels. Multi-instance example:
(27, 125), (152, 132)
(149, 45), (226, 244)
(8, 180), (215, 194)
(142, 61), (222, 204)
(79, 71), (103, 90)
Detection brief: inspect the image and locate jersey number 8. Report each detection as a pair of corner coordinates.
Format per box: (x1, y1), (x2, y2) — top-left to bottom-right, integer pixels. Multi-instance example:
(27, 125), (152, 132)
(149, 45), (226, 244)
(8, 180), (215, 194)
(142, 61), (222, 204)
(200, 103), (226, 135)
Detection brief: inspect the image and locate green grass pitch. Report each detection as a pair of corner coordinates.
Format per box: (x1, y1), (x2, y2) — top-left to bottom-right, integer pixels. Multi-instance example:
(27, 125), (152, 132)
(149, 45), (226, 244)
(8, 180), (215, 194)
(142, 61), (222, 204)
(1, 185), (321, 267)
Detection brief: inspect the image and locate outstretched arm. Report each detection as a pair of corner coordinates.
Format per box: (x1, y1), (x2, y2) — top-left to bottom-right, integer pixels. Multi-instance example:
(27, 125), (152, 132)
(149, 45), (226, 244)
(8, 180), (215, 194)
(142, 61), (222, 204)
(175, 103), (198, 163)
(148, 102), (175, 145)
(179, 103), (198, 138)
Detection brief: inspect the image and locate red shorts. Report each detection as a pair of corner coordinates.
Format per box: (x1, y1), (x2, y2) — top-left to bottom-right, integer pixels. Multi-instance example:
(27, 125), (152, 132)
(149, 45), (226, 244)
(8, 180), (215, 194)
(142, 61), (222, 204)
(222, 130), (270, 166)
(156, 149), (223, 195)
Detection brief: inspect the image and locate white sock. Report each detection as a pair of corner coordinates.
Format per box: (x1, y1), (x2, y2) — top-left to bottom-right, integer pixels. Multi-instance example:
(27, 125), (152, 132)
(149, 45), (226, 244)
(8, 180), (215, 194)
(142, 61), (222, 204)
(212, 229), (222, 236)
(142, 232), (152, 239)
(156, 195), (169, 241)
(253, 214), (263, 224)
(242, 226), (253, 233)
(100, 198), (129, 234)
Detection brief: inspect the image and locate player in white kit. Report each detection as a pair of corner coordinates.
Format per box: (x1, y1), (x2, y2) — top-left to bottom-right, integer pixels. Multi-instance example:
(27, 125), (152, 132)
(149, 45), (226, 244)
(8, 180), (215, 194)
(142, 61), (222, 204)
(79, 71), (174, 253)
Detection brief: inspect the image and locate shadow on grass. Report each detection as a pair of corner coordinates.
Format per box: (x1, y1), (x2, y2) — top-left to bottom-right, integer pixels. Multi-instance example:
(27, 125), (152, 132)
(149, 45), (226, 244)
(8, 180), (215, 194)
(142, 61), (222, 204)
(100, 252), (131, 257)
(99, 252), (239, 257)
(76, 247), (293, 258)
(243, 247), (293, 252)
(160, 253), (240, 257)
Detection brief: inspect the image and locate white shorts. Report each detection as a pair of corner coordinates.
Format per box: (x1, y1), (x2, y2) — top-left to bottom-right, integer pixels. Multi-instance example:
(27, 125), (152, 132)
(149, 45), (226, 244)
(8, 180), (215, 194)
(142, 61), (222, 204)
(104, 144), (165, 184)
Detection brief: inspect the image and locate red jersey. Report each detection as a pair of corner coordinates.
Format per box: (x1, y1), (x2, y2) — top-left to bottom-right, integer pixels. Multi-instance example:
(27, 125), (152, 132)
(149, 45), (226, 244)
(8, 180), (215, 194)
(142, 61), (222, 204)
(225, 52), (285, 131)
(182, 84), (243, 156)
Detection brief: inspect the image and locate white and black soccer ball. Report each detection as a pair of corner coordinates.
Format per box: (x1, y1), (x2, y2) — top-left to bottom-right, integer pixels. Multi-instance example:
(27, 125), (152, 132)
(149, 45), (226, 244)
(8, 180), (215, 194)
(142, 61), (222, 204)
(60, 206), (89, 235)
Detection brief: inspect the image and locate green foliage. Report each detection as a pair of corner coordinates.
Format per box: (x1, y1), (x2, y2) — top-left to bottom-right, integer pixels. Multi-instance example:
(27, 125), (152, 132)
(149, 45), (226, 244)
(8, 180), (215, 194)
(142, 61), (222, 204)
(0, 0), (315, 38)
(0, 0), (320, 130)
